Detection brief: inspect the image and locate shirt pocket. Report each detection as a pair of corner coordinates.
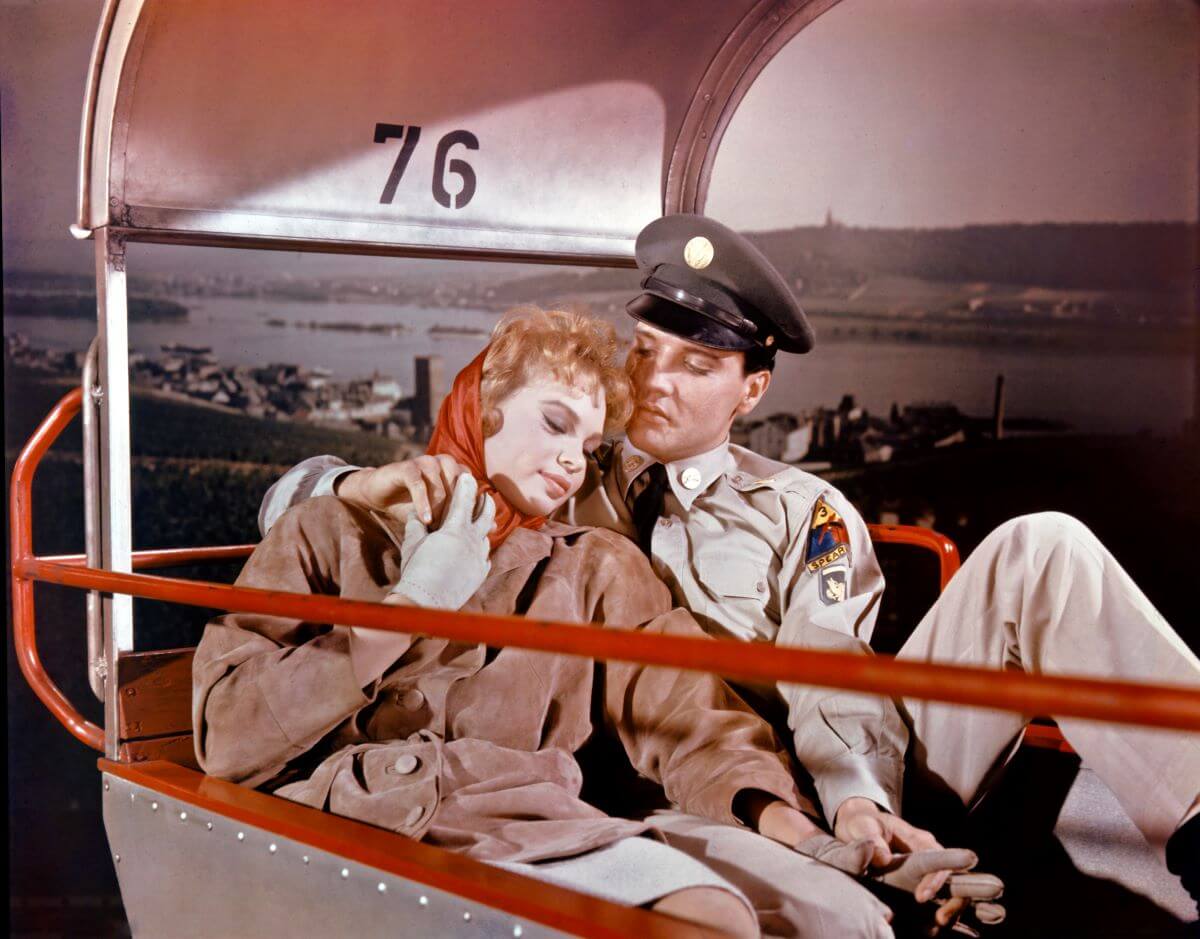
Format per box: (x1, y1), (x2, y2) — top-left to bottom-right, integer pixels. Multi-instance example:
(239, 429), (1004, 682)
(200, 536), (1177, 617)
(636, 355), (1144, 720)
(691, 540), (772, 607)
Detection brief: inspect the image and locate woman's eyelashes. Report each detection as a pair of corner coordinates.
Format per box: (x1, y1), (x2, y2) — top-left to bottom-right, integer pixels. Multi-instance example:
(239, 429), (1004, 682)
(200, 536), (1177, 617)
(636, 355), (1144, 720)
(542, 413), (566, 435)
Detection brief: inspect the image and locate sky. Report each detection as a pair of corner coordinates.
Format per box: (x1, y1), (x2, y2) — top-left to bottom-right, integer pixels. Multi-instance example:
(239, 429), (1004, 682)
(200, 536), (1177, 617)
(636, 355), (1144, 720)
(1, 0), (1197, 276)
(707, 0), (1199, 229)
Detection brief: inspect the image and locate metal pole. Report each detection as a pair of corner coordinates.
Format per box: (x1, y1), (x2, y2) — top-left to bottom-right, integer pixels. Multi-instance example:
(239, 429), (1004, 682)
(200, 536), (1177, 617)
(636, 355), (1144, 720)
(82, 337), (105, 701)
(95, 228), (134, 760)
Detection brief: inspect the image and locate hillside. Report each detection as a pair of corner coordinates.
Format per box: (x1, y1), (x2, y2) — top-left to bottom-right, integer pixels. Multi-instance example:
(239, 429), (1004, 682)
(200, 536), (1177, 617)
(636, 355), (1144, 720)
(485, 222), (1196, 326)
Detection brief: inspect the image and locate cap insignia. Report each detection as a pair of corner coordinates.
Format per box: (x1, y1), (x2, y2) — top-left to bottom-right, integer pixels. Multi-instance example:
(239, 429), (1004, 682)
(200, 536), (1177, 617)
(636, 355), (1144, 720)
(683, 236), (714, 270)
(764, 335), (775, 347)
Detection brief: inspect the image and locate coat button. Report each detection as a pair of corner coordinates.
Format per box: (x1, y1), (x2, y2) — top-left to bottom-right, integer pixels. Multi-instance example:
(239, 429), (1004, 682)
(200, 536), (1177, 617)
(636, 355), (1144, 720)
(680, 467), (702, 490)
(404, 805), (424, 827)
(399, 689), (425, 711)
(392, 754), (420, 775)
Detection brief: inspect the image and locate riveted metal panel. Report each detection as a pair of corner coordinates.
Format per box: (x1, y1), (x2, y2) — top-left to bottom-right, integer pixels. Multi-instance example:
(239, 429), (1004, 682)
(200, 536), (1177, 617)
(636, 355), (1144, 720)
(102, 772), (565, 939)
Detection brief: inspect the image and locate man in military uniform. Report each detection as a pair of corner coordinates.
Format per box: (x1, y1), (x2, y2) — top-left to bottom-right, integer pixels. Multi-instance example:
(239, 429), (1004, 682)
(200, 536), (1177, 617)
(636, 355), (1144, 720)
(257, 214), (1200, 929)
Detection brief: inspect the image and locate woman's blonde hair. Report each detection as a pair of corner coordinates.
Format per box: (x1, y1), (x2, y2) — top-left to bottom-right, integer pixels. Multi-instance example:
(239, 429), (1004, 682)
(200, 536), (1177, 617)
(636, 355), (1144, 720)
(481, 306), (632, 437)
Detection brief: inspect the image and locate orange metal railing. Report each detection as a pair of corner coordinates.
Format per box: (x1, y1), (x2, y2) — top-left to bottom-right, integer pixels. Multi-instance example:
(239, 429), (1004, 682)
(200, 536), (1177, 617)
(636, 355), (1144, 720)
(11, 389), (1200, 754)
(866, 523), (959, 590)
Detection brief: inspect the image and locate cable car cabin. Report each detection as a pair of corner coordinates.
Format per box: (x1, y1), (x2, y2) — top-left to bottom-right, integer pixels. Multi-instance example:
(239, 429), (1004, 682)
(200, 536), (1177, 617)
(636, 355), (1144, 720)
(10, 1), (1199, 936)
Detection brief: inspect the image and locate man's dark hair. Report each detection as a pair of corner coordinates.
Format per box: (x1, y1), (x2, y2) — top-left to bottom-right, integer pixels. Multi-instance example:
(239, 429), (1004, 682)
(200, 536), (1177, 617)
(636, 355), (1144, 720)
(743, 345), (777, 375)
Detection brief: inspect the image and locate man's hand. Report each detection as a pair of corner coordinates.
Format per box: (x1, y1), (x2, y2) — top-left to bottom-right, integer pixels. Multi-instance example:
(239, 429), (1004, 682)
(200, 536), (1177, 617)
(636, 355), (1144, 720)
(835, 798), (949, 900)
(833, 797), (1003, 931)
(337, 455), (470, 525)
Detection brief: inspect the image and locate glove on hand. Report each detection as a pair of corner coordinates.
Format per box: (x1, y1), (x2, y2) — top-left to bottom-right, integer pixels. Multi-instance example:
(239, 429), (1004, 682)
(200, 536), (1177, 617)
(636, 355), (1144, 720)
(392, 473), (495, 610)
(795, 834), (1005, 934)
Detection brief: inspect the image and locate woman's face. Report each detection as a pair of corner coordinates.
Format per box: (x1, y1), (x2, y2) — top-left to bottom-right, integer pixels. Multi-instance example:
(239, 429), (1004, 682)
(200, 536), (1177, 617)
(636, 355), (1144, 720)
(483, 373), (606, 517)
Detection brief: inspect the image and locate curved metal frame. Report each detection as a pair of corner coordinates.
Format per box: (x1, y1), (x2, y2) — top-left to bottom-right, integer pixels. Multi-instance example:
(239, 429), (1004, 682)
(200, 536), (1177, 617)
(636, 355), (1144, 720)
(666, 0), (844, 213)
(76, 0), (855, 245)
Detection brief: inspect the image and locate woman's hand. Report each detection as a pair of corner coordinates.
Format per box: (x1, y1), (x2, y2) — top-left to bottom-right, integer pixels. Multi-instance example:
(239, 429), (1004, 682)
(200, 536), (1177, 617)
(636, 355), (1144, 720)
(391, 474), (495, 610)
(337, 455), (470, 525)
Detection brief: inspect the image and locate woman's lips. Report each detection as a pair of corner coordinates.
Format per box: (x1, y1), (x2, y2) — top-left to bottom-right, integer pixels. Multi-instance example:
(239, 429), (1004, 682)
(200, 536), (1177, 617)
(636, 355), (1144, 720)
(539, 470), (570, 499)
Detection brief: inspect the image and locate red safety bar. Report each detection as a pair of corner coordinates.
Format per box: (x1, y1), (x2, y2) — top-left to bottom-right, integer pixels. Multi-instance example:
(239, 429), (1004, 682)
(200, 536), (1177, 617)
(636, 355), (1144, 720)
(866, 523), (960, 590)
(11, 389), (1200, 757)
(10, 388), (104, 750)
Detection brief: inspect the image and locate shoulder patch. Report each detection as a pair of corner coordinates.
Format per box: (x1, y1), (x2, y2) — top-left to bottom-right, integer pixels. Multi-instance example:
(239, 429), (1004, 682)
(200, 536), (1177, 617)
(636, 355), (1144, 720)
(805, 497), (851, 568)
(806, 497), (852, 604)
(816, 563), (850, 605)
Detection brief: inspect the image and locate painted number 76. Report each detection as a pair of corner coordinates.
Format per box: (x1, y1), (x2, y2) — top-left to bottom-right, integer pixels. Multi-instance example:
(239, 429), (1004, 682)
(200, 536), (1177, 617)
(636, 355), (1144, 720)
(373, 123), (479, 210)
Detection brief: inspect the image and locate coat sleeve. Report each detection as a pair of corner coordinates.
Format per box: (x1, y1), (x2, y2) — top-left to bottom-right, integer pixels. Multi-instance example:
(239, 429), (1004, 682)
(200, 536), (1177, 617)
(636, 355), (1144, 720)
(584, 532), (811, 826)
(775, 486), (908, 827)
(258, 455), (360, 536)
(193, 497), (408, 787)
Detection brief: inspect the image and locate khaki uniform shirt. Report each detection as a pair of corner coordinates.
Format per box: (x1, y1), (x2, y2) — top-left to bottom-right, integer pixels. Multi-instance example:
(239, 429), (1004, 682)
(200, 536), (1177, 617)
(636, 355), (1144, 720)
(262, 445), (909, 825)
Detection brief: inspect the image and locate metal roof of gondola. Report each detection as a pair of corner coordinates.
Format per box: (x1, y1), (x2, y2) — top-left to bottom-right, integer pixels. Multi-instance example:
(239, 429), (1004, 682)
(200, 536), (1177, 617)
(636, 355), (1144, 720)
(75, 0), (840, 264)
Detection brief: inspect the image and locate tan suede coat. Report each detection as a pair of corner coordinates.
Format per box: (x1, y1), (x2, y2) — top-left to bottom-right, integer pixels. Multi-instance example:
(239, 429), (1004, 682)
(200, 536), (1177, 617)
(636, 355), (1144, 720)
(193, 496), (807, 864)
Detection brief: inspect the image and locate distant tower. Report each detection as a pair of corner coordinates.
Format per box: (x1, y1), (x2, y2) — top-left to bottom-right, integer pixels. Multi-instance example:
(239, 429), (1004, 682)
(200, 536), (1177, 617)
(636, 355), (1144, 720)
(413, 355), (446, 433)
(824, 207), (835, 229)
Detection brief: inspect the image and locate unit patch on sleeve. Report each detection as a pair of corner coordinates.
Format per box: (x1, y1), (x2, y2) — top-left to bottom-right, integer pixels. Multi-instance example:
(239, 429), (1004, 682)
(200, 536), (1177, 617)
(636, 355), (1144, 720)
(805, 497), (852, 604)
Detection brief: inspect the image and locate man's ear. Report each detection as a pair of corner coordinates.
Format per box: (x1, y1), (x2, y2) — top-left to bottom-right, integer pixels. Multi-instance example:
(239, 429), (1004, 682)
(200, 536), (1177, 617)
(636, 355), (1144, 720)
(735, 369), (772, 417)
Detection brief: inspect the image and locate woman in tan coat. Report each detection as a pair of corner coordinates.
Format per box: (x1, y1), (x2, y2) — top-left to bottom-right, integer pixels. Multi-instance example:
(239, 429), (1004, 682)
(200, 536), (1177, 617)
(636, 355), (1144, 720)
(192, 309), (897, 937)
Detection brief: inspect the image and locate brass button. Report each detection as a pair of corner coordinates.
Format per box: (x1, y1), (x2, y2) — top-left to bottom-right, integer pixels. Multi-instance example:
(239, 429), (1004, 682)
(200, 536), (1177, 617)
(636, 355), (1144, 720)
(400, 689), (425, 711)
(392, 754), (419, 775)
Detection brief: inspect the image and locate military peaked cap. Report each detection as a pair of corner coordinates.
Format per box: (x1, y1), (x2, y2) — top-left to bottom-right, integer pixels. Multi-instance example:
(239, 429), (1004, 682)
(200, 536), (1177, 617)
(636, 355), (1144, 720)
(626, 213), (815, 354)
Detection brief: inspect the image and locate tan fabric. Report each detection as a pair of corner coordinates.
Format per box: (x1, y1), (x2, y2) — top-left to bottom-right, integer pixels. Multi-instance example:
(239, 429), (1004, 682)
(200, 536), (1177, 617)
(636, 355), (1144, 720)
(897, 512), (1200, 852)
(193, 496), (807, 865)
(563, 437), (907, 824)
(647, 810), (895, 939)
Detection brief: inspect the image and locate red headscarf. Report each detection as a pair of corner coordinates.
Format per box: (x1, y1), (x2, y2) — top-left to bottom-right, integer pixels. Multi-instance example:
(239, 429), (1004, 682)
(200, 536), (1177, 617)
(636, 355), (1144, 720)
(427, 348), (547, 549)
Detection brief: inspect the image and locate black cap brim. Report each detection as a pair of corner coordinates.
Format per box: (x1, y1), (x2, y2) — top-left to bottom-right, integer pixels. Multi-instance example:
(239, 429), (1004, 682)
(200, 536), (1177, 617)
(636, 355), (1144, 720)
(626, 293), (756, 351)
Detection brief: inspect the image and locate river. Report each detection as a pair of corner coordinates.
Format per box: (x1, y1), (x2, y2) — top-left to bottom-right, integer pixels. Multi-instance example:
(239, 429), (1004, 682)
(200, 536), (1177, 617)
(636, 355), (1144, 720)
(5, 296), (1194, 434)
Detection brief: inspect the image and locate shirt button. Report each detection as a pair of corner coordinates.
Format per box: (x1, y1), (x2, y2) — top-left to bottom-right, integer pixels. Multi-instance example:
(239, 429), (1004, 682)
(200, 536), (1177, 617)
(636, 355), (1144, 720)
(399, 689), (425, 711)
(392, 754), (420, 775)
(404, 805), (424, 827)
(680, 467), (702, 490)
(756, 580), (766, 593)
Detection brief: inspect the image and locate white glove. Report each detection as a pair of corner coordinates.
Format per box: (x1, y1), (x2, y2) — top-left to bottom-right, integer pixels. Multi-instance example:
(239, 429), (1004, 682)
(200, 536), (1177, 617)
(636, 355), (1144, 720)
(391, 473), (495, 610)
(795, 834), (1005, 934)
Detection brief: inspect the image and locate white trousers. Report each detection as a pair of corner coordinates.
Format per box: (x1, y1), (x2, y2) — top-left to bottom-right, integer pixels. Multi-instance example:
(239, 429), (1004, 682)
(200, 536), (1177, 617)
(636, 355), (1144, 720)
(897, 512), (1200, 852)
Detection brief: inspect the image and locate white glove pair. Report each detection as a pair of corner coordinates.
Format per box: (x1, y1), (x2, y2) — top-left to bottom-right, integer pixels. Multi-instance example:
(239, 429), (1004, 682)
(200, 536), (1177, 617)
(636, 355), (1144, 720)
(391, 473), (495, 609)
